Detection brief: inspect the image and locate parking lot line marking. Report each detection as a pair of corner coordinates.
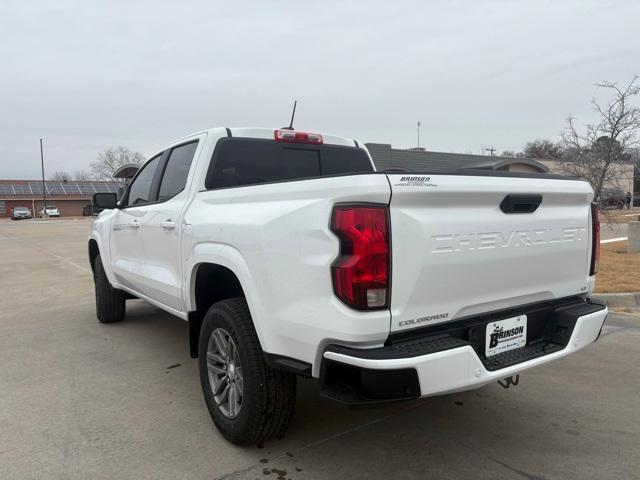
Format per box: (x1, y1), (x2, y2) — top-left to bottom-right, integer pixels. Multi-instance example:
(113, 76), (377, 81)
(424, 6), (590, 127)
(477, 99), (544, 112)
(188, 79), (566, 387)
(0, 231), (92, 276)
(600, 237), (628, 244)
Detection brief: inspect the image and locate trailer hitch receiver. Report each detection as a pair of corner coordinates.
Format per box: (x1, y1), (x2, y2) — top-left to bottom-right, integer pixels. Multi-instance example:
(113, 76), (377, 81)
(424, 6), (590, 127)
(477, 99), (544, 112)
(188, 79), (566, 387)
(497, 374), (520, 389)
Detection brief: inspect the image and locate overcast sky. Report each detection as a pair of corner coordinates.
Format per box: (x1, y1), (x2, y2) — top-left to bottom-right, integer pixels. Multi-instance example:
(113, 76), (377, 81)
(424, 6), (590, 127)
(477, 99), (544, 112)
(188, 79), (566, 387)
(1, 0), (639, 179)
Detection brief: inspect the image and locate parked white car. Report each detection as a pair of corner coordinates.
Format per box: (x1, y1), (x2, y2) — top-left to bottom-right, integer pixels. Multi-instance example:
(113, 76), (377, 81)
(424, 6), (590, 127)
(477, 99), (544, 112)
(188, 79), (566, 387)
(89, 127), (607, 445)
(40, 206), (60, 217)
(11, 206), (32, 220)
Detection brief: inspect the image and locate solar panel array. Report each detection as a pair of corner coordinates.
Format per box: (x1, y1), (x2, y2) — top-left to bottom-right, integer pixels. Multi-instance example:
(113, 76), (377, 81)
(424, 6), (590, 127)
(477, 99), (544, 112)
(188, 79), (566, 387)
(0, 181), (123, 196)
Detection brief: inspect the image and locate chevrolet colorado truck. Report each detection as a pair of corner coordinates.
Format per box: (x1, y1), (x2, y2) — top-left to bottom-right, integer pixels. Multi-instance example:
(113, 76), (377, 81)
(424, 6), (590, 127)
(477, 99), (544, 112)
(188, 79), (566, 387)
(89, 127), (607, 445)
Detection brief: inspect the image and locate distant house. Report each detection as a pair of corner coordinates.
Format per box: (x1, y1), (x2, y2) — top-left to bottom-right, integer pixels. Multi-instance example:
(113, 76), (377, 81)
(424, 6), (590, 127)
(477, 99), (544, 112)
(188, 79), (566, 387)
(365, 143), (639, 206)
(365, 143), (549, 173)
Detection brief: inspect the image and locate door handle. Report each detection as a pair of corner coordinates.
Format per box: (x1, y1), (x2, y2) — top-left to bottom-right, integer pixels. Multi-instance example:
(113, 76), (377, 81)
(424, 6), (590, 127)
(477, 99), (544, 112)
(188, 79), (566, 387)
(131, 219), (141, 228)
(160, 220), (176, 230)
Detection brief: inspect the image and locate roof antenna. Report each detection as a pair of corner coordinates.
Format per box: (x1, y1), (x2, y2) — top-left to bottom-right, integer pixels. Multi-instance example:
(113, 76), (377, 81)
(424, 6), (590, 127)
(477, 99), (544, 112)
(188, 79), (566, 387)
(281, 100), (297, 130)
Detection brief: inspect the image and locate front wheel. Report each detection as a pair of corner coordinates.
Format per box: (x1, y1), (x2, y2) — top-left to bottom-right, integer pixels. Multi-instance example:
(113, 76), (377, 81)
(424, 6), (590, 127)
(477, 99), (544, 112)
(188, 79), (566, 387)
(94, 254), (125, 323)
(198, 298), (296, 445)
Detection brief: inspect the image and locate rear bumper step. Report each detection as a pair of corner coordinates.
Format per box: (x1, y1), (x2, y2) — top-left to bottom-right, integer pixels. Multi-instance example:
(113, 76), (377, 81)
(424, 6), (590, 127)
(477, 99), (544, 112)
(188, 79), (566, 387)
(320, 299), (607, 405)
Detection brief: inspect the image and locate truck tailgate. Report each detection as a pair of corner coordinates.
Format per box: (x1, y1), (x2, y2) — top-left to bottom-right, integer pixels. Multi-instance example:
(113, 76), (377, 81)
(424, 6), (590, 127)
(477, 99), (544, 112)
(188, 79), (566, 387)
(386, 173), (593, 332)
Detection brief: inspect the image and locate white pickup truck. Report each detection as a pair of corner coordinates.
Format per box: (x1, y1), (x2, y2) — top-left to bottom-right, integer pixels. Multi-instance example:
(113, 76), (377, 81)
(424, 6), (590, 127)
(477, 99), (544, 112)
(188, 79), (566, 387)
(89, 127), (607, 445)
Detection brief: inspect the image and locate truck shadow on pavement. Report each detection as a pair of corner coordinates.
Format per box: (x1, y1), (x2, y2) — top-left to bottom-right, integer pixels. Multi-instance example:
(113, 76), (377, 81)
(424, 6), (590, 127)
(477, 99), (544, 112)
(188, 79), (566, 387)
(114, 302), (637, 480)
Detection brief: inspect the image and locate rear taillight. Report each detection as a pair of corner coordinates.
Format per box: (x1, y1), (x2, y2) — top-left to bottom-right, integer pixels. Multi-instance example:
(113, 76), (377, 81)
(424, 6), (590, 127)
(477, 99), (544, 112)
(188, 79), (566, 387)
(590, 203), (600, 275)
(274, 129), (323, 144)
(330, 204), (390, 310)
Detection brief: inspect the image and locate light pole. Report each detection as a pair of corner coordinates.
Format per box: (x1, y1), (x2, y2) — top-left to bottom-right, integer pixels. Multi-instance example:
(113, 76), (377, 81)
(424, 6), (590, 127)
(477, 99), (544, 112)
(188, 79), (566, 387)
(417, 121), (422, 149)
(40, 139), (47, 217)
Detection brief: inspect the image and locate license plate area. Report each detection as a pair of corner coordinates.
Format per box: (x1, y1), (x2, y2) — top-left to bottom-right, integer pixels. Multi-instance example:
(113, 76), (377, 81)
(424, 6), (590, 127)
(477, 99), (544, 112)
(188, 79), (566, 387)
(386, 297), (599, 371)
(485, 315), (527, 357)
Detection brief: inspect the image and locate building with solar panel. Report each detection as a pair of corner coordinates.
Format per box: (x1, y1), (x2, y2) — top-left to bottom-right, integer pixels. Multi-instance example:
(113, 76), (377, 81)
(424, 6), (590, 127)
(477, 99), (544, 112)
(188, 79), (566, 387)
(0, 180), (123, 218)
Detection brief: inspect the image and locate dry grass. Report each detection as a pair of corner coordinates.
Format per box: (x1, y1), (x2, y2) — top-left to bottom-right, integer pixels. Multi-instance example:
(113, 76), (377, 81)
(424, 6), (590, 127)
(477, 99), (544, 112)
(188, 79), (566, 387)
(600, 209), (639, 225)
(595, 241), (640, 293)
(611, 307), (640, 316)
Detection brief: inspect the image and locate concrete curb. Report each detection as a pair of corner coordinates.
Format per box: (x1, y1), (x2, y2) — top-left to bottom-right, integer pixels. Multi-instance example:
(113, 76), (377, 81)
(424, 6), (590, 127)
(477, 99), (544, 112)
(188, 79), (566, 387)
(593, 292), (640, 308)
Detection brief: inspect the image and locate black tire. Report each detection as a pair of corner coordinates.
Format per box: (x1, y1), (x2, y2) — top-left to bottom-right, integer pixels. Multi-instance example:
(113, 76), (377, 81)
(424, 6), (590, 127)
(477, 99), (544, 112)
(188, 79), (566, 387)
(198, 298), (296, 445)
(94, 254), (125, 323)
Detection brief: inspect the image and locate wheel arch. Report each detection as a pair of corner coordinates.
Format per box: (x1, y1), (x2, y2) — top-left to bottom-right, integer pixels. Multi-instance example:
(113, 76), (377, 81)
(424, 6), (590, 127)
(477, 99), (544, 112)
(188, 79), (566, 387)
(187, 249), (264, 358)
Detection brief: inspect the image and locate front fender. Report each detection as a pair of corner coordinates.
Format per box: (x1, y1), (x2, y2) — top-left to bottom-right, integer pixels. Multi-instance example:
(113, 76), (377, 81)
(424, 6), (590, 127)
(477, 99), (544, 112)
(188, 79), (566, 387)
(89, 215), (118, 286)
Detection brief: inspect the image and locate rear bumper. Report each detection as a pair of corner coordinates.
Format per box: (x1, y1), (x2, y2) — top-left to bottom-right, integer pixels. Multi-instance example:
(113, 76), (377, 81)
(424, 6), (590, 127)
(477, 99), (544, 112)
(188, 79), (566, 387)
(320, 299), (607, 405)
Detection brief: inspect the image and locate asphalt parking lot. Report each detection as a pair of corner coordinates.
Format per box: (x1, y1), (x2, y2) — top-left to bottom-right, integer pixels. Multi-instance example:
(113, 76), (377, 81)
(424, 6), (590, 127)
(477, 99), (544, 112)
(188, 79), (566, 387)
(1, 218), (639, 480)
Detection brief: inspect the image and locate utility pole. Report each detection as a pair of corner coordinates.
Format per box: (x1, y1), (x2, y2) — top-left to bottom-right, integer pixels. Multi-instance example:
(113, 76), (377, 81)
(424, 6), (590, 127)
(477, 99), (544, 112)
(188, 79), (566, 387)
(40, 139), (47, 217)
(485, 147), (496, 156)
(417, 121), (421, 148)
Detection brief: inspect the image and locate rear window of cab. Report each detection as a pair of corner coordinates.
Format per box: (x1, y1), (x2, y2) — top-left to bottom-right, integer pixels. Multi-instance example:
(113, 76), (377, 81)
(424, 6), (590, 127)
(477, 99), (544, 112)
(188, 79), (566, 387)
(205, 138), (373, 189)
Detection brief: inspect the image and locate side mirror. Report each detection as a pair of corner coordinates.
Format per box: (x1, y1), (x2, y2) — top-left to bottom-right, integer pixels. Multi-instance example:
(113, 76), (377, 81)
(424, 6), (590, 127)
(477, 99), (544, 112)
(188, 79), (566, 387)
(93, 192), (118, 209)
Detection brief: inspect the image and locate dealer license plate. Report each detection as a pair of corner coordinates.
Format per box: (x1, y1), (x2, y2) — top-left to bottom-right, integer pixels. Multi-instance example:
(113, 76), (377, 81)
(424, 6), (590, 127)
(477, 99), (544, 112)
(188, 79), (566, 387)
(485, 315), (527, 357)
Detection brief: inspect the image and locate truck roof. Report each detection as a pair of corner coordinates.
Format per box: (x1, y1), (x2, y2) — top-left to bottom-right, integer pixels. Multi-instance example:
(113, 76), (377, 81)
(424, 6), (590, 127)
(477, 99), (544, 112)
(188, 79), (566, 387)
(174, 127), (360, 149)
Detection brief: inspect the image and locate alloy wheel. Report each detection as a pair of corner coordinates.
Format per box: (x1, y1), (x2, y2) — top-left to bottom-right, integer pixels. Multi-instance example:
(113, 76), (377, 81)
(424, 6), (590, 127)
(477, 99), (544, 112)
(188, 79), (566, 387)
(206, 328), (243, 418)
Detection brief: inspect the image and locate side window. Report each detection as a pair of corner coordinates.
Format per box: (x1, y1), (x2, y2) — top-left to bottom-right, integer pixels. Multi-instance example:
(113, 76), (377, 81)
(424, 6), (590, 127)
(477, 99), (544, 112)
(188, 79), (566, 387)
(158, 141), (198, 201)
(125, 155), (163, 207)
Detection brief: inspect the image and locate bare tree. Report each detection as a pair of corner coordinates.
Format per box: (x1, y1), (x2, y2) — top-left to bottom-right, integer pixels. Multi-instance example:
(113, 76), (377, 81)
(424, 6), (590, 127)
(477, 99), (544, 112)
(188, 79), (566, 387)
(559, 76), (640, 202)
(73, 169), (94, 181)
(523, 139), (563, 160)
(50, 171), (72, 181)
(91, 146), (145, 180)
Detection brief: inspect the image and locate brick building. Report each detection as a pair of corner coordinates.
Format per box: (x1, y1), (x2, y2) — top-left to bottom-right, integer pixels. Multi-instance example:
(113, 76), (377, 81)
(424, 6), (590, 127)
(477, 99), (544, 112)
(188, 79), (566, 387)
(365, 143), (550, 173)
(0, 180), (123, 218)
(365, 143), (638, 205)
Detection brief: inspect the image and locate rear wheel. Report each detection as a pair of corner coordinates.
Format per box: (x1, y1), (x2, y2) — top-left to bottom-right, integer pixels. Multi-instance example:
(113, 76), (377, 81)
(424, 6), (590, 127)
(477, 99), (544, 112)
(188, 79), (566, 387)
(94, 254), (125, 323)
(198, 298), (296, 445)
